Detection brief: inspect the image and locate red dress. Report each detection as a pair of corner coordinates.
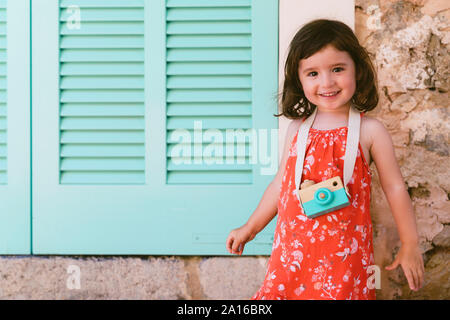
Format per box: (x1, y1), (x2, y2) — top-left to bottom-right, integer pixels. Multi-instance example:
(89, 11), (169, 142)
(251, 114), (375, 300)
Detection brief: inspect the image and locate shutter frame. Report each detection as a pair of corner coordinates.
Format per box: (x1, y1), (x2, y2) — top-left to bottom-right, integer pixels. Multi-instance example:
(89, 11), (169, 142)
(33, 0), (278, 255)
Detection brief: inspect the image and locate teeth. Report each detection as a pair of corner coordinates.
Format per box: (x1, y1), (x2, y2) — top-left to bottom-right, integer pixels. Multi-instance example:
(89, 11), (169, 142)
(320, 91), (339, 97)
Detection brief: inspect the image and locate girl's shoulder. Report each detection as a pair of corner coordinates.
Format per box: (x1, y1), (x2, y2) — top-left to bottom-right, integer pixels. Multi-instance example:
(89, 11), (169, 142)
(360, 115), (386, 152)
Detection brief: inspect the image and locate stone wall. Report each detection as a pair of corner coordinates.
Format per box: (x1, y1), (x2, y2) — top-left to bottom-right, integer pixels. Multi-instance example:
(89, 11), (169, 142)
(0, 256), (268, 300)
(0, 0), (448, 300)
(355, 0), (449, 299)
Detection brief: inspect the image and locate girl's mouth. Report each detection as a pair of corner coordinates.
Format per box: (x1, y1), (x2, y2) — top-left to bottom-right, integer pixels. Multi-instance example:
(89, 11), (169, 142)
(318, 90), (341, 98)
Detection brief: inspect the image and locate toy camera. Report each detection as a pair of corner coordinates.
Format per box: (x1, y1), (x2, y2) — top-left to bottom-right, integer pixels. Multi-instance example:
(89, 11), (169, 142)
(297, 176), (350, 219)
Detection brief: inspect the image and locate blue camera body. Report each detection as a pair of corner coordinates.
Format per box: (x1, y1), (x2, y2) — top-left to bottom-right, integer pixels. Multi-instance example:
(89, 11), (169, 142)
(297, 176), (350, 219)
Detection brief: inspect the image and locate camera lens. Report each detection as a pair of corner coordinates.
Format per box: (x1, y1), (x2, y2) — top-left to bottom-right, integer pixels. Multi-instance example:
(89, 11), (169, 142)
(314, 188), (334, 205)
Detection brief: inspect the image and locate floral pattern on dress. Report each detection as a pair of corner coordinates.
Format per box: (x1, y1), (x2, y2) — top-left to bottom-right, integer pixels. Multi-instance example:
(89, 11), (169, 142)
(251, 113), (375, 300)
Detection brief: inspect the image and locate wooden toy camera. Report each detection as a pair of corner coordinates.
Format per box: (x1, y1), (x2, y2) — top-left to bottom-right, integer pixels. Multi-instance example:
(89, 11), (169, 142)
(297, 176), (350, 219)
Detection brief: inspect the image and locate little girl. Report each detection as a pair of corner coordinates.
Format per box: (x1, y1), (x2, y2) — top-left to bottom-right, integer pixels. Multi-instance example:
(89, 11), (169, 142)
(226, 19), (424, 300)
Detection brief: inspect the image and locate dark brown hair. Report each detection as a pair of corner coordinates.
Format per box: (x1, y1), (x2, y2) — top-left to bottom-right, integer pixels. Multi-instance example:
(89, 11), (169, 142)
(276, 19), (379, 119)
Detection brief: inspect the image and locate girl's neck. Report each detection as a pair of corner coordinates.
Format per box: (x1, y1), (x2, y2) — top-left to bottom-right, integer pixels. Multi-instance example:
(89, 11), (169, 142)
(312, 104), (351, 129)
(315, 103), (350, 117)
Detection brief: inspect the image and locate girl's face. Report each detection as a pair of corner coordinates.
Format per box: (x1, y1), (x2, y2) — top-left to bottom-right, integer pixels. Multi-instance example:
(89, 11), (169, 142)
(298, 45), (356, 113)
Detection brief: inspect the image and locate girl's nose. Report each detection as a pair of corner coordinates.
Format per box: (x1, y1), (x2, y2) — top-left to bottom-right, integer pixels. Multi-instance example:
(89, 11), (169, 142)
(320, 73), (335, 87)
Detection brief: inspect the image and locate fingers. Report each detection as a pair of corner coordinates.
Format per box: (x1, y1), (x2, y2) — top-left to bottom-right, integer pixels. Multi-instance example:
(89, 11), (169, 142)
(233, 238), (247, 255)
(406, 267), (417, 291)
(238, 243), (244, 255)
(402, 263), (425, 291)
(385, 259), (399, 271)
(414, 258), (425, 291)
(418, 255), (425, 290)
(227, 234), (236, 254)
(225, 233), (235, 254)
(413, 268), (419, 291)
(385, 249), (426, 291)
(225, 232), (243, 255)
(418, 261), (425, 290)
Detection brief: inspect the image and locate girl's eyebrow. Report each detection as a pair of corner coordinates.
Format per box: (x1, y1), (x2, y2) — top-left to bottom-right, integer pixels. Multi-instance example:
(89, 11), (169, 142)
(302, 63), (348, 73)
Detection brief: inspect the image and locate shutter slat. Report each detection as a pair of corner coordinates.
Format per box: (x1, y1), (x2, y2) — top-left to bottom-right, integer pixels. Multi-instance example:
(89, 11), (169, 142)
(61, 49), (144, 62)
(61, 104), (144, 116)
(167, 7), (250, 21)
(61, 131), (144, 144)
(167, 21), (251, 35)
(167, 143), (250, 156)
(167, 129), (253, 143)
(167, 89), (251, 103)
(167, 48), (251, 61)
(61, 144), (144, 157)
(60, 8), (144, 21)
(60, 117), (144, 130)
(60, 76), (144, 89)
(61, 158), (144, 171)
(61, 90), (145, 103)
(60, 22), (144, 35)
(59, 2), (145, 184)
(60, 0), (145, 8)
(167, 116), (251, 129)
(167, 102), (251, 116)
(167, 0), (251, 8)
(167, 61), (251, 75)
(61, 36), (144, 49)
(60, 172), (145, 184)
(167, 34), (251, 48)
(167, 162), (251, 171)
(61, 62), (144, 75)
(167, 75), (251, 89)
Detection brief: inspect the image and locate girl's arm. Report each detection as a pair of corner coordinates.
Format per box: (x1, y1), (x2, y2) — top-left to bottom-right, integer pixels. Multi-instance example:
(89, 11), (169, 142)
(226, 119), (301, 255)
(369, 118), (425, 291)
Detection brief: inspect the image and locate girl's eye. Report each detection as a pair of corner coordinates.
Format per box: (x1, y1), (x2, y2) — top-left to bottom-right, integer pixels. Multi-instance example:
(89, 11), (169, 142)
(307, 68), (343, 77)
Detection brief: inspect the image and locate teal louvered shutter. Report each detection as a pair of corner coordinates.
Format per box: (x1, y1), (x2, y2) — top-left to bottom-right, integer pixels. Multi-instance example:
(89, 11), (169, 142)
(33, 0), (278, 255)
(0, 1), (31, 254)
(58, 2), (146, 185)
(166, 1), (255, 184)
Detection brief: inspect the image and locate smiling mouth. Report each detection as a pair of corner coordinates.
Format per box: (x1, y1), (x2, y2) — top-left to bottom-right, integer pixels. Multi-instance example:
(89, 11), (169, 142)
(319, 90), (340, 97)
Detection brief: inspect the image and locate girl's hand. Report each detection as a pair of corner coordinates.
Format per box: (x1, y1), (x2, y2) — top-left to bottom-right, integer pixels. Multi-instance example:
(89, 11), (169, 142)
(226, 224), (256, 255)
(385, 244), (425, 291)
